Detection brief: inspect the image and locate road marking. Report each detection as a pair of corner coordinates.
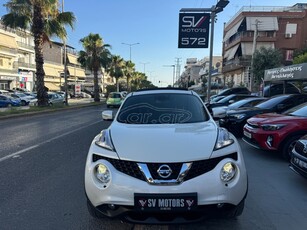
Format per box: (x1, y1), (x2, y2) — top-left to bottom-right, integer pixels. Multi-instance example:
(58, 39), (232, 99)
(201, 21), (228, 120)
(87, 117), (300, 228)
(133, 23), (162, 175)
(0, 120), (101, 163)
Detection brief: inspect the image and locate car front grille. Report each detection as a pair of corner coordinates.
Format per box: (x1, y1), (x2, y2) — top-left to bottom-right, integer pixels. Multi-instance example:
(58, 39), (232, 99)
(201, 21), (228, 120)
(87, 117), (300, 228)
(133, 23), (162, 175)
(294, 140), (307, 158)
(92, 152), (238, 182)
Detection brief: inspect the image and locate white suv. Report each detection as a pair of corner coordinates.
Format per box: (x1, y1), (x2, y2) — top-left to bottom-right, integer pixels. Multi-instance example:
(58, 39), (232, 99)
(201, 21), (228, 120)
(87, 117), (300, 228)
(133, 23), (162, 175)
(85, 88), (248, 224)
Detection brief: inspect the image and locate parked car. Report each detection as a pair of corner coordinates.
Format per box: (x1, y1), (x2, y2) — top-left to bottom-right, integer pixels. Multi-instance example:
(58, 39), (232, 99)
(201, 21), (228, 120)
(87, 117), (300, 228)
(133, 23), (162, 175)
(206, 94), (256, 114)
(262, 82), (300, 97)
(29, 92), (64, 106)
(106, 92), (124, 108)
(210, 87), (251, 101)
(0, 95), (21, 107)
(10, 92), (35, 106)
(243, 102), (307, 160)
(220, 94), (307, 137)
(85, 88), (248, 224)
(212, 97), (266, 119)
(290, 134), (307, 179)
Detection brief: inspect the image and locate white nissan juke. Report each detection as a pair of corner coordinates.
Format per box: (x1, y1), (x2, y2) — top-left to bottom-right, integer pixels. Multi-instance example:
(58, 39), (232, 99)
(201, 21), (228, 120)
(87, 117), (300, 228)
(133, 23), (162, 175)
(85, 88), (248, 224)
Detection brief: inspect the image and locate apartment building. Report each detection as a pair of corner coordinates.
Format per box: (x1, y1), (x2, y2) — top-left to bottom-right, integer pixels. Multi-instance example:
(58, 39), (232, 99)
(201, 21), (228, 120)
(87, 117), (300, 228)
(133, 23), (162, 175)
(222, 3), (307, 89)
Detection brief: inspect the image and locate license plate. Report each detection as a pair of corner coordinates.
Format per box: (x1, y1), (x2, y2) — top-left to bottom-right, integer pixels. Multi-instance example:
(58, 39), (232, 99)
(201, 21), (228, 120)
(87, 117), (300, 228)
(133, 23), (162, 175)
(293, 157), (307, 169)
(244, 130), (252, 139)
(134, 193), (197, 211)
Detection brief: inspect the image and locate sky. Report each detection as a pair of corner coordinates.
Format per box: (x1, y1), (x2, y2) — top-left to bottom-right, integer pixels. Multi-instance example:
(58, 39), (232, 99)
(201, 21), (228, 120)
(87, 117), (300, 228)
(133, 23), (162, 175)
(0, 0), (303, 86)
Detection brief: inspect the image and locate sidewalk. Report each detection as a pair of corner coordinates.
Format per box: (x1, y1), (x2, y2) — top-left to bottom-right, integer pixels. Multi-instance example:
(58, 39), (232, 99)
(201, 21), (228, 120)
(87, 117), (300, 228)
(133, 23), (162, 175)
(0, 98), (106, 119)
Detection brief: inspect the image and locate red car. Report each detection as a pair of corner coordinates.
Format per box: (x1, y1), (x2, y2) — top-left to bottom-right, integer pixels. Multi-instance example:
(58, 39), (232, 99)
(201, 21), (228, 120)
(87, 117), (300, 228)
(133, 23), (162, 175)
(242, 102), (307, 160)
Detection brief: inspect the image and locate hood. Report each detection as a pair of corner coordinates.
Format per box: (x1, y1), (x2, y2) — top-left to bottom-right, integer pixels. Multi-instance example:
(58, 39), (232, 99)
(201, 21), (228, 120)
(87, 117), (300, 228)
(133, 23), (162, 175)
(110, 121), (218, 163)
(248, 113), (302, 124)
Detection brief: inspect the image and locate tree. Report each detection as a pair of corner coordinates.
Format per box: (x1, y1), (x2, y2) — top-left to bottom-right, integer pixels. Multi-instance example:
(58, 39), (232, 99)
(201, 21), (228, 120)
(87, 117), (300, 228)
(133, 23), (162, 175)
(2, 0), (75, 106)
(109, 55), (125, 92)
(78, 33), (111, 102)
(293, 52), (307, 64)
(123, 60), (135, 92)
(252, 47), (282, 91)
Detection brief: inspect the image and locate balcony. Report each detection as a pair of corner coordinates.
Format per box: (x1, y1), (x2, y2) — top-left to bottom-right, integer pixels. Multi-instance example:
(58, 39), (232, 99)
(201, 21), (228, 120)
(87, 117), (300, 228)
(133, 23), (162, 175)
(17, 41), (34, 51)
(222, 56), (252, 73)
(13, 61), (36, 70)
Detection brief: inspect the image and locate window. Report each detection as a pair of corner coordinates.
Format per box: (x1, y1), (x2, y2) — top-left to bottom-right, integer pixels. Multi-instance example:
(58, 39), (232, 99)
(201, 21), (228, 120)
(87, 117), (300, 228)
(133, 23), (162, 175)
(286, 50), (293, 61)
(0, 58), (3, 66)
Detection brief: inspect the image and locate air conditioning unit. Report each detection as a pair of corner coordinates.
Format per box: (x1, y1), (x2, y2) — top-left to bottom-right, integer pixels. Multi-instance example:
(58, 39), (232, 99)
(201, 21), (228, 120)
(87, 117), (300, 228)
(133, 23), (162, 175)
(285, 33), (292, 38)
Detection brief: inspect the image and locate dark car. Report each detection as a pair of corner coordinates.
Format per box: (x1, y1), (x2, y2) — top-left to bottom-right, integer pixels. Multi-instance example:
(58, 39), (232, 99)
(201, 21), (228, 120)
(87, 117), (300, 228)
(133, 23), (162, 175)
(210, 87), (251, 101)
(206, 94), (256, 114)
(212, 97), (266, 119)
(290, 134), (307, 179)
(243, 102), (307, 160)
(263, 82), (300, 97)
(220, 94), (307, 137)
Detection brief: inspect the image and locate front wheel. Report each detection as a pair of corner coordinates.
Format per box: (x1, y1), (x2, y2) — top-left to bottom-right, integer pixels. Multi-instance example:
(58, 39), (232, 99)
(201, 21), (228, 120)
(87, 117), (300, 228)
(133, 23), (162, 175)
(87, 199), (105, 219)
(281, 135), (303, 161)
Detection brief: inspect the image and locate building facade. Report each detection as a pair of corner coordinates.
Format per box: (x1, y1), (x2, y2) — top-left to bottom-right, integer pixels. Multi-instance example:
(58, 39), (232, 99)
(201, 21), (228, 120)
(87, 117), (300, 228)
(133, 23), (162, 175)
(222, 3), (307, 90)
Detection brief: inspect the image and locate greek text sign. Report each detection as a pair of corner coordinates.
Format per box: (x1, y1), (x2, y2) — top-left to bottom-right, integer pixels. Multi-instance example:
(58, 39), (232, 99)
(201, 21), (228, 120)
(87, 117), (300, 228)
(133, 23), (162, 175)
(264, 63), (307, 81)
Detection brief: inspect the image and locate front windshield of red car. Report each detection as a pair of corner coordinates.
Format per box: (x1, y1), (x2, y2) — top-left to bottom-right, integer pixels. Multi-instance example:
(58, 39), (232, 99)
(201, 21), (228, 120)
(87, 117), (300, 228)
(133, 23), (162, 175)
(284, 103), (307, 117)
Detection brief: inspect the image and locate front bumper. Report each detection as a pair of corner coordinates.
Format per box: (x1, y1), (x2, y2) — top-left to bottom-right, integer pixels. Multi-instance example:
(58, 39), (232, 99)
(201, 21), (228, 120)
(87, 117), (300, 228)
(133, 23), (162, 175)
(85, 144), (248, 223)
(290, 151), (307, 179)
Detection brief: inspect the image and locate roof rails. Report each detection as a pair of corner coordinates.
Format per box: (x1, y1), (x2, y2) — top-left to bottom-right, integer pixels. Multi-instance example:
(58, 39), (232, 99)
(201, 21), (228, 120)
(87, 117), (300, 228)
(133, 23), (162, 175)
(136, 87), (188, 92)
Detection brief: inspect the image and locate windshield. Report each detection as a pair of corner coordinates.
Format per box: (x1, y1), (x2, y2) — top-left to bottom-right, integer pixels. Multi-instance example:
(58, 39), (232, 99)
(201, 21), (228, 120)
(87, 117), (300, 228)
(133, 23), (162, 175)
(109, 93), (121, 99)
(283, 102), (307, 117)
(117, 93), (209, 124)
(256, 95), (289, 109)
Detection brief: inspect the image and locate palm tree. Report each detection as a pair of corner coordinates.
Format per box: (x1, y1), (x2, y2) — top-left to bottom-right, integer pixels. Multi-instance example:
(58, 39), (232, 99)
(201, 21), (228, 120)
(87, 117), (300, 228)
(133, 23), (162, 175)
(123, 60), (135, 92)
(78, 33), (111, 102)
(109, 55), (125, 92)
(2, 0), (75, 106)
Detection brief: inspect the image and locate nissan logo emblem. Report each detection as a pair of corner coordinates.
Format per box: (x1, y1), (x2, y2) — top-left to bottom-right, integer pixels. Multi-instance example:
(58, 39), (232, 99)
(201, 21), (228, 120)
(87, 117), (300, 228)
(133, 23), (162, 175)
(157, 164), (172, 178)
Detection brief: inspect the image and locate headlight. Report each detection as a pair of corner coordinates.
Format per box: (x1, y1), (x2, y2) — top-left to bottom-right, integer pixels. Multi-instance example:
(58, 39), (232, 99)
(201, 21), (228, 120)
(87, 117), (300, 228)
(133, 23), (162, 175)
(261, 124), (286, 131)
(233, 114), (246, 119)
(95, 163), (111, 184)
(95, 129), (115, 151)
(220, 162), (237, 182)
(214, 127), (234, 150)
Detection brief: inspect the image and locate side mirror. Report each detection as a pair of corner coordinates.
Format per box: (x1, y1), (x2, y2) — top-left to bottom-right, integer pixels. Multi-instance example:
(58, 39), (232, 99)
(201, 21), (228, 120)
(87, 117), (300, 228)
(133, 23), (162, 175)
(102, 110), (113, 121)
(229, 100), (235, 104)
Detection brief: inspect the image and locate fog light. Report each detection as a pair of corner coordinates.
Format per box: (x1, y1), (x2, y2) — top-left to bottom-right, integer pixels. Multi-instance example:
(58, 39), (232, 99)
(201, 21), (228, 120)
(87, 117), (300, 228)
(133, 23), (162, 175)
(95, 164), (111, 184)
(266, 135), (273, 147)
(220, 162), (237, 182)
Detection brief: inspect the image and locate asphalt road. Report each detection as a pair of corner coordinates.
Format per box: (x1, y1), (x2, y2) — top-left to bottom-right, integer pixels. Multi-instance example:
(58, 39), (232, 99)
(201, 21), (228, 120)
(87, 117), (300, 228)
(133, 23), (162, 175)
(0, 105), (307, 230)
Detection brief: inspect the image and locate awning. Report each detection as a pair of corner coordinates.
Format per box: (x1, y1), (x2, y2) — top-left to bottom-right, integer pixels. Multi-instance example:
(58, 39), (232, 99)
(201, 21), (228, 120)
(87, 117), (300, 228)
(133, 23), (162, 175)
(67, 67), (86, 78)
(223, 18), (244, 42)
(224, 44), (240, 60)
(44, 66), (58, 77)
(241, 42), (274, 55)
(0, 33), (18, 49)
(246, 17), (278, 31)
(67, 53), (79, 65)
(45, 82), (60, 91)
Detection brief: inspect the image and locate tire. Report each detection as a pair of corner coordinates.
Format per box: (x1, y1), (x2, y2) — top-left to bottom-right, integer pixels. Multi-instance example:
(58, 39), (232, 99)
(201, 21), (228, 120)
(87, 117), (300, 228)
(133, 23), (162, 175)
(21, 100), (26, 106)
(281, 135), (303, 161)
(87, 199), (105, 219)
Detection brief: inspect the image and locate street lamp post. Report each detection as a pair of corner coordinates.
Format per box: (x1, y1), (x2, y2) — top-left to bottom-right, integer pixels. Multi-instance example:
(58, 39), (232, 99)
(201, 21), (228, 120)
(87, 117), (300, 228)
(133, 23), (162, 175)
(62, 0), (68, 105)
(140, 62), (150, 75)
(121, 42), (140, 61)
(180, 0), (229, 102)
(163, 65), (176, 87)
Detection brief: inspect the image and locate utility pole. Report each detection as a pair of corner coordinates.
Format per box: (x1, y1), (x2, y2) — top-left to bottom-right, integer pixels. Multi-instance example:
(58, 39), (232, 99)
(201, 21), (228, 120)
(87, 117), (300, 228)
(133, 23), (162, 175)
(250, 19), (259, 92)
(175, 57), (182, 86)
(140, 62), (149, 75)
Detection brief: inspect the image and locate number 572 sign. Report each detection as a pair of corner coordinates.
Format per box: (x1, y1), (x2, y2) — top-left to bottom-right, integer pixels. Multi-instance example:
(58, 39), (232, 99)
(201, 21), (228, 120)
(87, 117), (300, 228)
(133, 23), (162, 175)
(178, 12), (210, 48)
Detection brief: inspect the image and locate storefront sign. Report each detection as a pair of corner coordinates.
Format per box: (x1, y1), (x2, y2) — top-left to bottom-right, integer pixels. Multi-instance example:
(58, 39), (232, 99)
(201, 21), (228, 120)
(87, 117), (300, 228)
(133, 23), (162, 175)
(0, 76), (16, 81)
(264, 63), (307, 81)
(178, 12), (210, 48)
